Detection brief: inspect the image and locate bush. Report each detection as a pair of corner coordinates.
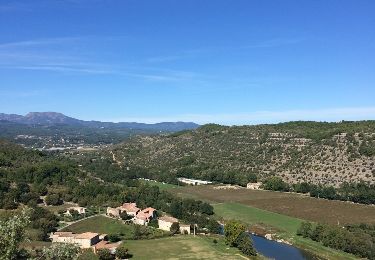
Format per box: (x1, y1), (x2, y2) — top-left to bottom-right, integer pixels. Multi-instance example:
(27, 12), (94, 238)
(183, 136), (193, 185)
(97, 249), (114, 260)
(235, 232), (257, 256)
(170, 222), (180, 235)
(297, 222), (312, 238)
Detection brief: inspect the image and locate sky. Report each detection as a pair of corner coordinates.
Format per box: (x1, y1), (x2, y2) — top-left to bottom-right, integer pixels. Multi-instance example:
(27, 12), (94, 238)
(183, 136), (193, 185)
(0, 0), (374, 125)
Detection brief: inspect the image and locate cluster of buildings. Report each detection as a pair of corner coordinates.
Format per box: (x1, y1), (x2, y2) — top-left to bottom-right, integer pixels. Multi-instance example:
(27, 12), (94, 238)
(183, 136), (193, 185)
(50, 232), (121, 254)
(106, 203), (156, 225)
(50, 202), (191, 255)
(107, 202), (191, 234)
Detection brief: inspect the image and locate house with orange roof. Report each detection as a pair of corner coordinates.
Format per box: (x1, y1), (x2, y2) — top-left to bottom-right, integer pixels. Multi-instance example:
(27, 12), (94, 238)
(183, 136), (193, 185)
(119, 202), (140, 216)
(134, 207), (156, 225)
(93, 240), (122, 254)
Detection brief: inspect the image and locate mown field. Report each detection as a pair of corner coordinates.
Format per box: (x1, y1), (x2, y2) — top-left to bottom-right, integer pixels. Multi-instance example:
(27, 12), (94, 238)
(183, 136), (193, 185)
(124, 235), (254, 260)
(61, 215), (135, 239)
(171, 185), (375, 225)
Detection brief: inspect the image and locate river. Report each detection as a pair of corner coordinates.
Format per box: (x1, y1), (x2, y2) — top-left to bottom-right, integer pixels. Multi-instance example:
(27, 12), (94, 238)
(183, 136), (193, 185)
(250, 234), (318, 260)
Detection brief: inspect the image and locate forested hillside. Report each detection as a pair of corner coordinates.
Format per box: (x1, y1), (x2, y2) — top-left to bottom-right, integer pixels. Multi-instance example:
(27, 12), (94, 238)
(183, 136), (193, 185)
(111, 121), (375, 187)
(0, 139), (218, 242)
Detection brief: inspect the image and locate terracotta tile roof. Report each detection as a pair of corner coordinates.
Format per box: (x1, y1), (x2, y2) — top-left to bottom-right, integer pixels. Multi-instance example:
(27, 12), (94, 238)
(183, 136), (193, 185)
(53, 232), (74, 237)
(94, 240), (121, 250)
(159, 216), (178, 223)
(120, 202), (140, 212)
(136, 207), (155, 220)
(75, 232), (99, 239)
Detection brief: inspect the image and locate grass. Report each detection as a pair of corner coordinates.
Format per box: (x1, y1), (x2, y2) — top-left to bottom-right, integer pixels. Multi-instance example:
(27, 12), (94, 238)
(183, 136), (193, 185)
(215, 202), (359, 260)
(61, 215), (134, 239)
(214, 202), (302, 235)
(124, 235), (255, 260)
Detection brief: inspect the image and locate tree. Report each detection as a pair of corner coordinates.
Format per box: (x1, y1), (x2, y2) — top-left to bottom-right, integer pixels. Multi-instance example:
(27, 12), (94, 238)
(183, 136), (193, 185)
(297, 222), (313, 238)
(262, 176), (289, 191)
(108, 233), (121, 242)
(119, 211), (130, 221)
(224, 220), (246, 246)
(41, 243), (80, 260)
(97, 249), (114, 260)
(311, 224), (326, 242)
(148, 218), (159, 228)
(235, 232), (257, 256)
(207, 219), (221, 234)
(0, 207), (32, 260)
(170, 222), (180, 235)
(45, 194), (62, 206)
(116, 247), (130, 259)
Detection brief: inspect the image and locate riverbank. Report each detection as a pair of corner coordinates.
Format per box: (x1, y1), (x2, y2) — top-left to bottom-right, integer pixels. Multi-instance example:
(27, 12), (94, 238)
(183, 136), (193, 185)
(214, 202), (359, 260)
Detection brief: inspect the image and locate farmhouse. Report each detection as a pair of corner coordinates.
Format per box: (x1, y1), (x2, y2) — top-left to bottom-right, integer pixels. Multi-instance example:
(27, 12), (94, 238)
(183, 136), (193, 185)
(65, 206), (86, 216)
(93, 240), (122, 254)
(106, 207), (121, 217)
(158, 216), (178, 231)
(158, 216), (191, 234)
(180, 224), (191, 234)
(134, 207), (156, 225)
(50, 232), (100, 248)
(119, 202), (140, 216)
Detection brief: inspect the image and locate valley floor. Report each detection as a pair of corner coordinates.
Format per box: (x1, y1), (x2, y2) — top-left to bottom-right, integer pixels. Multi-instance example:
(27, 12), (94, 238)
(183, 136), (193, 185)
(171, 185), (375, 225)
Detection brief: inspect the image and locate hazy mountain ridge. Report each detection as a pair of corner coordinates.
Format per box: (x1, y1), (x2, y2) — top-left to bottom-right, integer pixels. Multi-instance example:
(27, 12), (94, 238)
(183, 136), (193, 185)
(0, 112), (199, 131)
(111, 121), (375, 186)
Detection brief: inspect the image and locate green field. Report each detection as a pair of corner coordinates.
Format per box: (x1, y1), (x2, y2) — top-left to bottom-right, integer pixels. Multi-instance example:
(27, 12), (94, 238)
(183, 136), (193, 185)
(124, 235), (254, 260)
(61, 215), (135, 239)
(215, 202), (358, 260)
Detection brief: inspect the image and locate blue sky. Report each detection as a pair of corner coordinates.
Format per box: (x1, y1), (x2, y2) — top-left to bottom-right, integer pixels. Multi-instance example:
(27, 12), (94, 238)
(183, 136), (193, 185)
(0, 0), (374, 125)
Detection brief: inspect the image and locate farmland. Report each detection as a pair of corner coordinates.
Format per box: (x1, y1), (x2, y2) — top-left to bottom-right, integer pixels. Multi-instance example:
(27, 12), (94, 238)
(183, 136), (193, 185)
(214, 203), (358, 260)
(124, 235), (253, 260)
(171, 185), (375, 225)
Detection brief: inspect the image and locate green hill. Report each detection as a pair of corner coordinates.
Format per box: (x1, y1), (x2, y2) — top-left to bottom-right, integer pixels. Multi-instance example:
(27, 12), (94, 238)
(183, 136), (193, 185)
(110, 121), (375, 187)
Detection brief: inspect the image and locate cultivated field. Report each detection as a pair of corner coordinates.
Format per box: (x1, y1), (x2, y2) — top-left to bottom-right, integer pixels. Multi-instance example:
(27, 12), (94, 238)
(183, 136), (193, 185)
(172, 185), (375, 225)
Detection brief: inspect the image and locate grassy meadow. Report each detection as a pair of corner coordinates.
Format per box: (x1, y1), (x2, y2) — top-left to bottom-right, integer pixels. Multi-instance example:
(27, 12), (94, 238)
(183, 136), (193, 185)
(61, 215), (135, 239)
(124, 235), (253, 260)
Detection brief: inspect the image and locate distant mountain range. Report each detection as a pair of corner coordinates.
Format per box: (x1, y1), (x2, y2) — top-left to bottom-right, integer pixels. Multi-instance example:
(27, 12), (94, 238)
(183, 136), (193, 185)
(0, 112), (199, 132)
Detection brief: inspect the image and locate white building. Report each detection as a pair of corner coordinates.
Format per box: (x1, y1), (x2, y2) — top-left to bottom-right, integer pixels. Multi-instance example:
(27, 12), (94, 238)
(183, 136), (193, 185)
(177, 177), (213, 186)
(50, 232), (100, 248)
(158, 216), (178, 231)
(65, 206), (86, 216)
